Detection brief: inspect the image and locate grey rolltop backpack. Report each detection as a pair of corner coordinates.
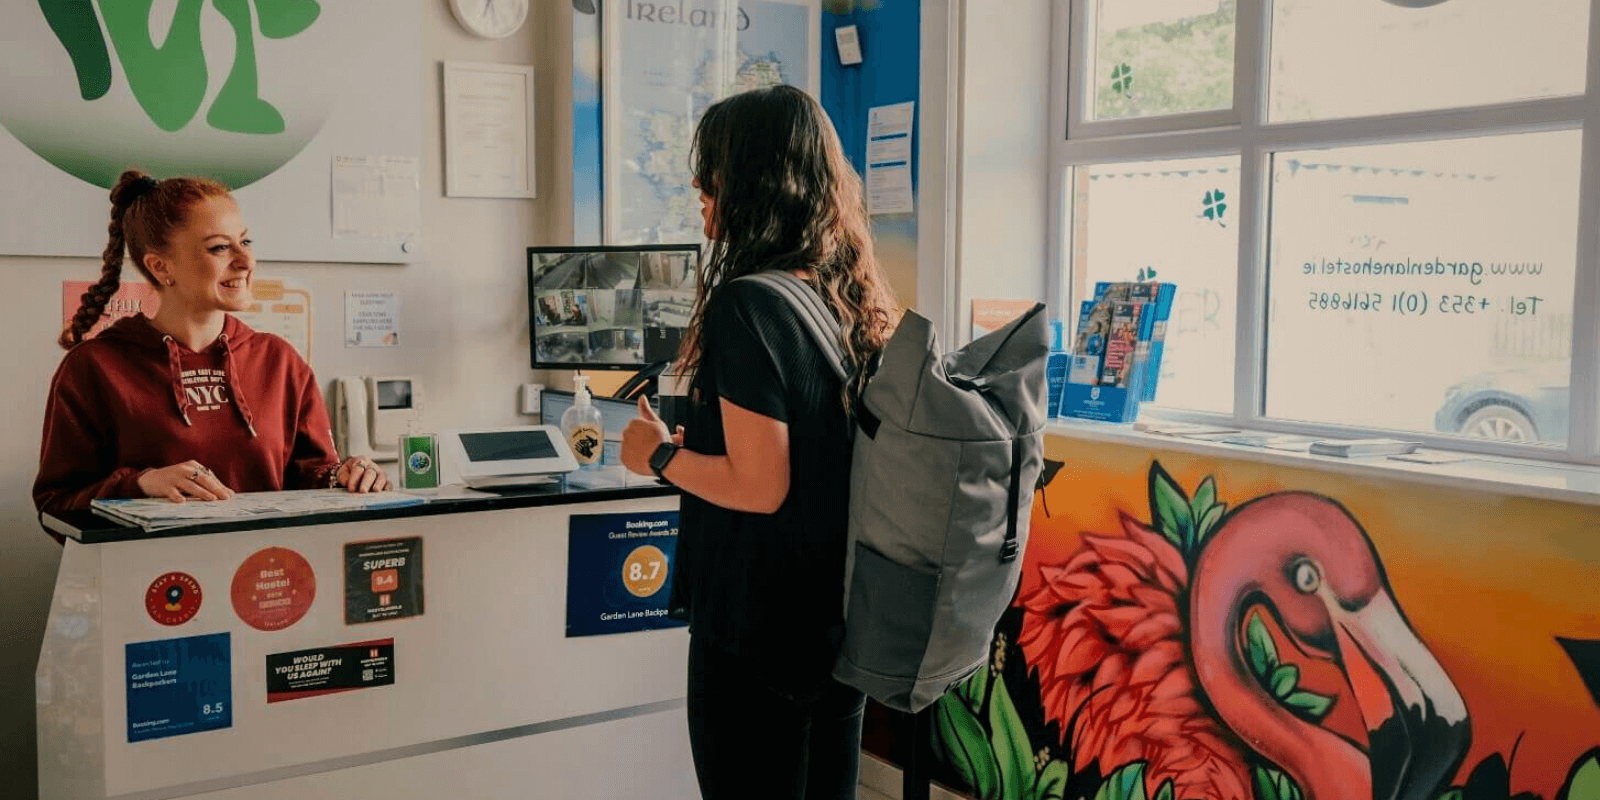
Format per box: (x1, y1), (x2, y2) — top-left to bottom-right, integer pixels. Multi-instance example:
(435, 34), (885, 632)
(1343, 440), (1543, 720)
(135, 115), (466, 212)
(735, 271), (1050, 713)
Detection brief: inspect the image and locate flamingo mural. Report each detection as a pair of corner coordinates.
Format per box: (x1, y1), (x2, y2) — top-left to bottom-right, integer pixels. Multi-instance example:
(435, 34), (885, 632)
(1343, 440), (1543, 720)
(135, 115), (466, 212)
(923, 461), (1600, 800)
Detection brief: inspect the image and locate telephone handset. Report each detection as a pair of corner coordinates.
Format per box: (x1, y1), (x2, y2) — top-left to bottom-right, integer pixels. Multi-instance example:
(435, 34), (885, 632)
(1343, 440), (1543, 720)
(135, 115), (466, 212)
(334, 377), (375, 459)
(333, 376), (420, 463)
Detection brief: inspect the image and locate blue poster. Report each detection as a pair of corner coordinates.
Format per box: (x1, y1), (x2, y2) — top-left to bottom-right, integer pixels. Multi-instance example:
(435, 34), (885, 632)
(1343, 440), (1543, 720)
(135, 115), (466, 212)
(125, 632), (232, 743)
(566, 512), (687, 637)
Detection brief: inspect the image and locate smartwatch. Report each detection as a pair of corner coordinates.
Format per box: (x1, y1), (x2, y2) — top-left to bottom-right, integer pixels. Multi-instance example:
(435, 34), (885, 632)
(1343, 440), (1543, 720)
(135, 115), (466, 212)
(648, 442), (680, 482)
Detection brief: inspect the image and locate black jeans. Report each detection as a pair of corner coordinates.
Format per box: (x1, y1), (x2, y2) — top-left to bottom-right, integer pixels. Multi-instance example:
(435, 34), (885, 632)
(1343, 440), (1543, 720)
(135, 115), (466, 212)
(685, 635), (867, 800)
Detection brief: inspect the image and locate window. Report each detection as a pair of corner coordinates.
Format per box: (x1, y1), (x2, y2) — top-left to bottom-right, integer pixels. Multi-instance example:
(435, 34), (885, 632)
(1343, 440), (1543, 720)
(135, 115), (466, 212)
(1057, 0), (1600, 459)
(1090, 0), (1236, 121)
(1070, 157), (1240, 413)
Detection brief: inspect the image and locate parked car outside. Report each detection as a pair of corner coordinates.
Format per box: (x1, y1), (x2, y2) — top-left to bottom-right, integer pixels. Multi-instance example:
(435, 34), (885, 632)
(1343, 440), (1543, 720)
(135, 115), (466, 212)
(1433, 363), (1569, 443)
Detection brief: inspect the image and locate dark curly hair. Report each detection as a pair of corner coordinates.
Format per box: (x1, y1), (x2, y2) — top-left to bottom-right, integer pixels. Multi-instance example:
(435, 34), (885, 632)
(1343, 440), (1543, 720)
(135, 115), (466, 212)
(679, 85), (898, 407)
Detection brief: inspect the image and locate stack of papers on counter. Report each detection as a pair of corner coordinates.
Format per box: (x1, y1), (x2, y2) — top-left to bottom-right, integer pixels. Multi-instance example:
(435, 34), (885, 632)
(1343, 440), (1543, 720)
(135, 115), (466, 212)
(91, 489), (427, 532)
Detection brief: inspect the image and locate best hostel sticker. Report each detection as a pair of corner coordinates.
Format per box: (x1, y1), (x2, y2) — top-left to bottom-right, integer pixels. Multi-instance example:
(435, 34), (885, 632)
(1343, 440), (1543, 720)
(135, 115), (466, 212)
(145, 571), (202, 626)
(125, 632), (232, 743)
(344, 537), (424, 624)
(231, 547), (315, 631)
(266, 639), (394, 703)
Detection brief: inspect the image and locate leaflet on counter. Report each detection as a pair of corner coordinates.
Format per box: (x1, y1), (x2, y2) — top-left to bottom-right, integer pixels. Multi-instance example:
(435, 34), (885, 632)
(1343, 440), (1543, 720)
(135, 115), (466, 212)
(92, 490), (427, 532)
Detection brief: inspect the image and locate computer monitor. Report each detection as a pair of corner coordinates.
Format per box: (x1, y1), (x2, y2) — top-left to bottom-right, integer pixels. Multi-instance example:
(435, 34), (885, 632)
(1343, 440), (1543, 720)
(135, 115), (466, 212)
(527, 244), (700, 370)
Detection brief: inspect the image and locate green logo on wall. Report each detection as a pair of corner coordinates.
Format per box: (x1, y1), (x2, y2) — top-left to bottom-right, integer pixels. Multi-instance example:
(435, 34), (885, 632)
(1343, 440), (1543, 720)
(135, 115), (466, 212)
(3, 0), (330, 189)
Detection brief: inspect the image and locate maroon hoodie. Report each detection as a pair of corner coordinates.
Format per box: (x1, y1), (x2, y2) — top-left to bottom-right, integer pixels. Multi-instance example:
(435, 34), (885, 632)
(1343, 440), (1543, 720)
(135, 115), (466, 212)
(34, 314), (341, 525)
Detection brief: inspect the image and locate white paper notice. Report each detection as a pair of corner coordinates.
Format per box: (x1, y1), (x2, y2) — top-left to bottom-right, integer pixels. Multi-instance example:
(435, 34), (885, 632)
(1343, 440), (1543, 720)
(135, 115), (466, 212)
(866, 102), (915, 215)
(331, 156), (421, 242)
(448, 66), (533, 197)
(345, 291), (400, 348)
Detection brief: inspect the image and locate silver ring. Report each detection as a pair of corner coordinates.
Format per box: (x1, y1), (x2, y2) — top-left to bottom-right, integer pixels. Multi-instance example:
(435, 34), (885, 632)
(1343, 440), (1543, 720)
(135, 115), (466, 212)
(190, 467), (204, 480)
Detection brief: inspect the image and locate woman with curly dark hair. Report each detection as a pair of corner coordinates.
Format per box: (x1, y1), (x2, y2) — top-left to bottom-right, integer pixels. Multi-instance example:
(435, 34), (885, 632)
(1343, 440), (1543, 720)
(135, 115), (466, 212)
(622, 84), (898, 798)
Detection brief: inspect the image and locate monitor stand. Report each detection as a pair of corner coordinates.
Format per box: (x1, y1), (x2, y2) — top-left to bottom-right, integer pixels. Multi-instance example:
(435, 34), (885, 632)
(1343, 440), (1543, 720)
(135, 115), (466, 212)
(612, 361), (669, 401)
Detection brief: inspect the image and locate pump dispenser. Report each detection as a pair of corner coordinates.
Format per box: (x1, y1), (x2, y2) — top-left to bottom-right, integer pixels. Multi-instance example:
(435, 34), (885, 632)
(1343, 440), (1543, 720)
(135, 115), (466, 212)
(561, 375), (605, 471)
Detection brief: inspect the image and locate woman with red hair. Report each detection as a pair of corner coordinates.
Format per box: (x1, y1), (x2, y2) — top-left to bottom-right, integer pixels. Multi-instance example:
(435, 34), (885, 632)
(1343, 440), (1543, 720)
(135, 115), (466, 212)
(34, 169), (387, 534)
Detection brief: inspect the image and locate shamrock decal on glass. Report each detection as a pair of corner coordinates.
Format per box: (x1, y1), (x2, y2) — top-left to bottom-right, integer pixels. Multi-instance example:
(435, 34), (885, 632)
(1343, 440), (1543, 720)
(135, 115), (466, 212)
(1203, 189), (1228, 226)
(1110, 63), (1134, 98)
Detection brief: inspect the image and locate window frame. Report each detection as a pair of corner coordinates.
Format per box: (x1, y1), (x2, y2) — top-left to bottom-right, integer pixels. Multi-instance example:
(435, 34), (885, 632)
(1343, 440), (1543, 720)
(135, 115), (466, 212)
(1048, 0), (1600, 464)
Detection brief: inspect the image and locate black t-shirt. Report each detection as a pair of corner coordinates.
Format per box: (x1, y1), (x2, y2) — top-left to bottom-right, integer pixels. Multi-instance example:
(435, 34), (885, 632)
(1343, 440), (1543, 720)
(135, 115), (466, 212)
(667, 278), (852, 684)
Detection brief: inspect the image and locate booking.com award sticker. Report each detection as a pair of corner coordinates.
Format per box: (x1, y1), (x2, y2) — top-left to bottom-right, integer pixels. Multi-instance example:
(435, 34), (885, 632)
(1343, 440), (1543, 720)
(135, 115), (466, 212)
(145, 571), (203, 626)
(620, 545), (669, 598)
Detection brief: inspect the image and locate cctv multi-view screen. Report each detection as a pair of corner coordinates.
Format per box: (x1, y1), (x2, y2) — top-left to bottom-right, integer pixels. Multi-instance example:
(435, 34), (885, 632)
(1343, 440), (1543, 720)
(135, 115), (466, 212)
(526, 244), (699, 370)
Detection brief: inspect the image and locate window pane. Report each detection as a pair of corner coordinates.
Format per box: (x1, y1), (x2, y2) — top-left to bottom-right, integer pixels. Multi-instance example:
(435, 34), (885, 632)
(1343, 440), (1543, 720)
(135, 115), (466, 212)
(1269, 0), (1589, 123)
(1090, 0), (1235, 121)
(1069, 156), (1240, 413)
(1265, 132), (1580, 445)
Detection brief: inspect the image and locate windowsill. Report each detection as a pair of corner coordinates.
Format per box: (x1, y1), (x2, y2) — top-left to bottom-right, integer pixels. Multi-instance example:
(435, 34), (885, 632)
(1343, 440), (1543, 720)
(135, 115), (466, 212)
(1047, 417), (1600, 509)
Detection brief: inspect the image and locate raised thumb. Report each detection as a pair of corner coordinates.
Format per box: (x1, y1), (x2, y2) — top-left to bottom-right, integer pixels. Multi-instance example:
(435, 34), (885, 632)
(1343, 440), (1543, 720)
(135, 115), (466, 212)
(637, 394), (659, 420)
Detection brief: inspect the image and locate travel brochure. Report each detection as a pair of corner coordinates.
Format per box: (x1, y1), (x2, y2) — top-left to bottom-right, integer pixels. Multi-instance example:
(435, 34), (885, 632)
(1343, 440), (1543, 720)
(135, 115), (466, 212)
(1057, 281), (1176, 423)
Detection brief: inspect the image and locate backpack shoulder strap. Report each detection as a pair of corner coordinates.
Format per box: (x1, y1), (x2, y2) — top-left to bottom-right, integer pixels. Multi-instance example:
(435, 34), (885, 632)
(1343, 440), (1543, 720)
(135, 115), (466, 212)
(733, 271), (850, 383)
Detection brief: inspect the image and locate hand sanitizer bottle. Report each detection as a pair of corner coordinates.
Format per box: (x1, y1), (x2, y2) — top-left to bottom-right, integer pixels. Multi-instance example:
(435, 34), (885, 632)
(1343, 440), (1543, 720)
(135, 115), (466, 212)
(561, 375), (605, 471)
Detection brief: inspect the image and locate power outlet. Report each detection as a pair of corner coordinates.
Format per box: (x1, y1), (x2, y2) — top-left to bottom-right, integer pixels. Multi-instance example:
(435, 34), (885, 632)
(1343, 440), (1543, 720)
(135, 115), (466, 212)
(520, 383), (543, 416)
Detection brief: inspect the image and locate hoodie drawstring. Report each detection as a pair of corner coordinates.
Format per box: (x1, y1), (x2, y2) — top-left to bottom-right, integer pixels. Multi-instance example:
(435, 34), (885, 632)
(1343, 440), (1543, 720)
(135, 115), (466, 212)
(218, 333), (258, 437)
(162, 335), (194, 426)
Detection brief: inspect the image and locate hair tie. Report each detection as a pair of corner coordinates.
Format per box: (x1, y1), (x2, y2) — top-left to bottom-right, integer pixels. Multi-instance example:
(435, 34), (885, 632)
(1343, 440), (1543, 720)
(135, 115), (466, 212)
(125, 175), (160, 204)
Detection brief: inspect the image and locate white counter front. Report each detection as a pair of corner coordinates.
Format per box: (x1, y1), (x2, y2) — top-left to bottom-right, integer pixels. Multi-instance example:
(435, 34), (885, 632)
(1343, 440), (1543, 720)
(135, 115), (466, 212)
(36, 487), (696, 800)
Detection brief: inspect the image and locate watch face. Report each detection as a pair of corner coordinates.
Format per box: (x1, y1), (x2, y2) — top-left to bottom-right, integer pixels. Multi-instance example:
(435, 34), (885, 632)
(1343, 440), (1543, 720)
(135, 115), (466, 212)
(650, 443), (677, 473)
(450, 0), (528, 38)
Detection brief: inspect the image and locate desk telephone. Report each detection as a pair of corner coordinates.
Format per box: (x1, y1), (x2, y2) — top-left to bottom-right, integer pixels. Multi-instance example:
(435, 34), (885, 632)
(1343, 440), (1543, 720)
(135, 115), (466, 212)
(333, 376), (421, 462)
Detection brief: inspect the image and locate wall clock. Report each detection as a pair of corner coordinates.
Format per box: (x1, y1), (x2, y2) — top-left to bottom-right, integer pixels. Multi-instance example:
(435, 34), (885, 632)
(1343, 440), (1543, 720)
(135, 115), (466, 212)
(449, 0), (528, 39)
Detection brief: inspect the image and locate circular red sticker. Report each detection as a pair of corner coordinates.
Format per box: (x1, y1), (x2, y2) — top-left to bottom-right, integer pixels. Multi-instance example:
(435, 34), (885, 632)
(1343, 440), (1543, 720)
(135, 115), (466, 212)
(145, 572), (203, 626)
(230, 547), (316, 631)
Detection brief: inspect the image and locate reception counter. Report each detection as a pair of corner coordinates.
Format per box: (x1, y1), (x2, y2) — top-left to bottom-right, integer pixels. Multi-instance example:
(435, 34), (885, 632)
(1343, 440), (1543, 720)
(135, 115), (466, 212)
(36, 476), (697, 800)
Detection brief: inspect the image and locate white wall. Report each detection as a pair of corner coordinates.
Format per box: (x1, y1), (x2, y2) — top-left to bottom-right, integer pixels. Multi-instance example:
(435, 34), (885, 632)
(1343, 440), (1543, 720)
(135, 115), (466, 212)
(0, 2), (573, 791)
(949, 0), (1055, 343)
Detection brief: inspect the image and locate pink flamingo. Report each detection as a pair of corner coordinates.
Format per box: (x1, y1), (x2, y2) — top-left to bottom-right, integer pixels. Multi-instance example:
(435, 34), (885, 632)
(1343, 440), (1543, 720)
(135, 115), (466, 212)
(1019, 491), (1471, 800)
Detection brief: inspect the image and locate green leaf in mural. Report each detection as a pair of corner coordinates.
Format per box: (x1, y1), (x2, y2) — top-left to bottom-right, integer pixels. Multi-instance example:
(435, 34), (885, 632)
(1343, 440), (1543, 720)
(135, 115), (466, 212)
(1282, 689), (1334, 721)
(1197, 503), (1225, 546)
(1036, 760), (1072, 800)
(1189, 477), (1216, 521)
(1253, 767), (1277, 800)
(957, 663), (992, 710)
(933, 692), (1003, 799)
(1252, 765), (1304, 800)
(1269, 663), (1300, 699)
(1150, 466), (1194, 551)
(1562, 750), (1600, 800)
(988, 673), (1035, 800)
(1433, 789), (1464, 800)
(1153, 780), (1175, 800)
(1095, 763), (1149, 800)
(1246, 610), (1279, 678)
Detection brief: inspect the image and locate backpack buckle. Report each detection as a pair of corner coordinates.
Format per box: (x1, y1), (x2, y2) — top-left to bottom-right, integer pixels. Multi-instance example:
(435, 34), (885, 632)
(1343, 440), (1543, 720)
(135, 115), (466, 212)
(999, 540), (1020, 563)
(948, 374), (989, 392)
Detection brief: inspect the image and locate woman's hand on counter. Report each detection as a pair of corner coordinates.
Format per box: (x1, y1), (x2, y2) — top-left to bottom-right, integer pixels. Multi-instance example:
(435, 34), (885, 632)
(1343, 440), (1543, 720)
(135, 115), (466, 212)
(137, 461), (235, 503)
(335, 457), (391, 493)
